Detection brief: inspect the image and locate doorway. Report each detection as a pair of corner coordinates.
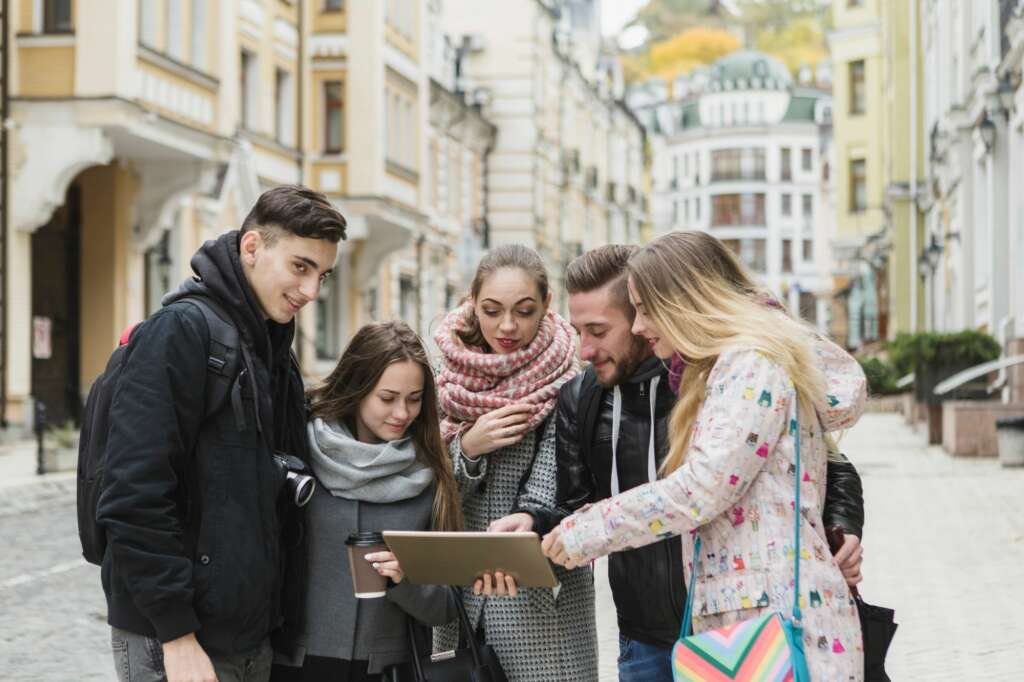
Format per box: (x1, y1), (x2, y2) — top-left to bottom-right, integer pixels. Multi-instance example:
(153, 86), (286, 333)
(31, 184), (82, 427)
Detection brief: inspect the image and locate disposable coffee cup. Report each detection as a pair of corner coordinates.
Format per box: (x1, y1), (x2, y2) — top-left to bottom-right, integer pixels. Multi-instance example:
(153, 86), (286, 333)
(346, 532), (389, 599)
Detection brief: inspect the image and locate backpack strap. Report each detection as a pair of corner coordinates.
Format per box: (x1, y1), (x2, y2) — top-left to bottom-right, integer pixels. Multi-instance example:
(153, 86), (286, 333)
(177, 297), (249, 431)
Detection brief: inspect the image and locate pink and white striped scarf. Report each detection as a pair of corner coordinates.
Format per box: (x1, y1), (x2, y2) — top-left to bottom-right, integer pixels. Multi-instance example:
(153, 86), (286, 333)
(434, 302), (579, 445)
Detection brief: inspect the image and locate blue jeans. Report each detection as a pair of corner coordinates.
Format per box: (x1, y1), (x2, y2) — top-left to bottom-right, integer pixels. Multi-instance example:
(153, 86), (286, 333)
(111, 627), (273, 682)
(617, 634), (674, 682)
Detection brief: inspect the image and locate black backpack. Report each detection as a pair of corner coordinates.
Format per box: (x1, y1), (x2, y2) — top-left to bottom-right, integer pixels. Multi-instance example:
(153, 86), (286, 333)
(76, 297), (248, 565)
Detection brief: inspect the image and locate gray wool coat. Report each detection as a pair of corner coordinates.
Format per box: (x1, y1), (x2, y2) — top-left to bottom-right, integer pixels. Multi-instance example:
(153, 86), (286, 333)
(277, 483), (457, 675)
(435, 418), (598, 681)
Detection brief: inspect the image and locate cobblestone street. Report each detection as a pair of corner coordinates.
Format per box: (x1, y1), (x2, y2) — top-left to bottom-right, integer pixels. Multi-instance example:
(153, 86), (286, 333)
(1, 411), (1023, 680)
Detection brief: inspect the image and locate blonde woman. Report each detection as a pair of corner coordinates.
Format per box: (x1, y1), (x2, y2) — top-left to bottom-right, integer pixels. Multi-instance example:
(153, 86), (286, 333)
(543, 231), (866, 681)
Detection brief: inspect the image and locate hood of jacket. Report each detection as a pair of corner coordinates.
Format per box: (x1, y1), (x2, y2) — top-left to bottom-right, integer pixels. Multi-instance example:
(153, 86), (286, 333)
(163, 230), (295, 367)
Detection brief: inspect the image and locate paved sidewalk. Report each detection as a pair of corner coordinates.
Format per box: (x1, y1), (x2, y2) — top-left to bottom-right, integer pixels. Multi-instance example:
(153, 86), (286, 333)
(0, 439), (76, 518)
(845, 413), (1024, 680)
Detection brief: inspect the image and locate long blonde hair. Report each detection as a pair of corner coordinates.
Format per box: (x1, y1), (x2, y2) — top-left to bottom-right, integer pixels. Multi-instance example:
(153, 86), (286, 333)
(626, 231), (826, 475)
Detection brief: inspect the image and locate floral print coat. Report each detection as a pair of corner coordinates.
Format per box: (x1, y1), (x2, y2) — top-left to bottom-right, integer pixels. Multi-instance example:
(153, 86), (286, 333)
(559, 337), (868, 681)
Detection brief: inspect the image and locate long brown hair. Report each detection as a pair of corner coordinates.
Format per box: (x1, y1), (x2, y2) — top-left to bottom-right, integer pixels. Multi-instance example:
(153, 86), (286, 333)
(307, 321), (463, 531)
(455, 244), (550, 350)
(627, 231), (826, 475)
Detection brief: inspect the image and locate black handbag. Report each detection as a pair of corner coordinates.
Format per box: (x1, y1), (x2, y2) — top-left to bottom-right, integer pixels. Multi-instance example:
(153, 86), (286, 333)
(405, 586), (508, 682)
(826, 527), (897, 682)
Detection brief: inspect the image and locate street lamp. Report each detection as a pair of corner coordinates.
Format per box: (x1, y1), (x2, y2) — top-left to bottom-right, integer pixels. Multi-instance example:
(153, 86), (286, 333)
(978, 115), (996, 152)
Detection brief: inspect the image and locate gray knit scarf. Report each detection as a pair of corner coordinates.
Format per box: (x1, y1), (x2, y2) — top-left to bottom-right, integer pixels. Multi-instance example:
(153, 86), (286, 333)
(307, 417), (432, 502)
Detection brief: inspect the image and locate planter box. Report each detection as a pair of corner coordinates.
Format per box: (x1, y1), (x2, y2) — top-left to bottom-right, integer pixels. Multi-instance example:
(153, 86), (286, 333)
(942, 401), (1024, 457)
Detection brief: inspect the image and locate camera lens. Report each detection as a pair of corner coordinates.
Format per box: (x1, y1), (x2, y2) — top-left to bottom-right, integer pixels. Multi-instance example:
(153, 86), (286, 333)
(288, 472), (316, 507)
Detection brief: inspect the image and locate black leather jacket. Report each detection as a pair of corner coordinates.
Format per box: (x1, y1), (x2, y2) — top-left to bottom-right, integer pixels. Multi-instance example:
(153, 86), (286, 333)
(527, 356), (865, 648)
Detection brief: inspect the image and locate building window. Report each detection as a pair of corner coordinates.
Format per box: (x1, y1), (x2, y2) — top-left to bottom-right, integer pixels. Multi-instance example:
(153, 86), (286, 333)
(324, 0), (343, 9)
(315, 278), (340, 360)
(672, 200), (679, 225)
(399, 275), (417, 325)
(799, 291), (817, 323)
(139, 0), (158, 46)
(780, 147), (792, 181)
(240, 50), (259, 130)
(782, 239), (793, 273)
(711, 148), (766, 182)
(694, 197), (701, 221)
(803, 238), (814, 261)
(722, 238), (767, 273)
(191, 0), (208, 70)
(711, 193), (766, 226)
(781, 193), (792, 217)
(324, 81), (344, 153)
(850, 159), (867, 212)
(801, 148), (813, 172)
(166, 0), (184, 61)
(275, 69), (294, 146)
(44, 0), (73, 33)
(849, 60), (866, 114)
(802, 193), (813, 219)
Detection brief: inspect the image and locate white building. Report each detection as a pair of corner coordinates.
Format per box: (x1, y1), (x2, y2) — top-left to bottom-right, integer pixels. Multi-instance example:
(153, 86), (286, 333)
(631, 51), (834, 329)
(919, 0), (1021, 354)
(439, 0), (648, 306)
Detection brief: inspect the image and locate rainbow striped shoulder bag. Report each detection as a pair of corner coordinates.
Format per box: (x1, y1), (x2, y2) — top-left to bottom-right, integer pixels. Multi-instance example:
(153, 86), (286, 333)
(672, 412), (811, 682)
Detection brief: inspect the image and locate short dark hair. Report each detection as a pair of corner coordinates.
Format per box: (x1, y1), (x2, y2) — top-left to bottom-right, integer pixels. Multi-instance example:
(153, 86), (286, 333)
(241, 185), (347, 244)
(565, 244), (638, 315)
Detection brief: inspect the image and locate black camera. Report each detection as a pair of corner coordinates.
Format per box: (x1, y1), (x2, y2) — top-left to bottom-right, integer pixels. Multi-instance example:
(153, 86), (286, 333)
(273, 452), (316, 507)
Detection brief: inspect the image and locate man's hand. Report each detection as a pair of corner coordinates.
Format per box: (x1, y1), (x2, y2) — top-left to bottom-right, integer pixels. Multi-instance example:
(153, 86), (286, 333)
(833, 534), (864, 587)
(488, 513), (534, 533)
(162, 633), (217, 682)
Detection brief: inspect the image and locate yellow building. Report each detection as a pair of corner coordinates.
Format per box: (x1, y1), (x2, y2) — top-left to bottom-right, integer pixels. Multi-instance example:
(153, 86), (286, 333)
(829, 0), (925, 348)
(1, 0), (495, 429)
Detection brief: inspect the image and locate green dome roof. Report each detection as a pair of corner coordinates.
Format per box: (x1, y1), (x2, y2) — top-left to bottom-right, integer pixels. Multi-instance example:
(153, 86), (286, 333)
(708, 50), (793, 92)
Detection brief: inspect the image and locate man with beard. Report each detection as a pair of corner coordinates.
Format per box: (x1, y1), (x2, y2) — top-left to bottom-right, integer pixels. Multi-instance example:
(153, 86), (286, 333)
(510, 245), (867, 681)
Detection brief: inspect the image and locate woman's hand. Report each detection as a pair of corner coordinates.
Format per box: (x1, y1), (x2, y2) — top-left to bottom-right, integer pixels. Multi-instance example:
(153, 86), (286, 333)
(473, 571), (518, 597)
(366, 551), (404, 585)
(541, 526), (583, 569)
(460, 404), (534, 459)
(833, 535), (864, 587)
(487, 513), (534, 533)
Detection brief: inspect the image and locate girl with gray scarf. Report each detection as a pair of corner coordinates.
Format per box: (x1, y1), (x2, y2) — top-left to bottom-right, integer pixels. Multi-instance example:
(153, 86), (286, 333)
(271, 322), (463, 682)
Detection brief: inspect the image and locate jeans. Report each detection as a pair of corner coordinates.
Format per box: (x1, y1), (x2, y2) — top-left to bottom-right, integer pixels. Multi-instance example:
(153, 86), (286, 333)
(617, 634), (674, 682)
(111, 627), (273, 682)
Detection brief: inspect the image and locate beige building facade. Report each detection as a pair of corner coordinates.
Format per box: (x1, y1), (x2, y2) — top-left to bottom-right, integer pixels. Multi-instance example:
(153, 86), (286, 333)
(1, 0), (496, 430)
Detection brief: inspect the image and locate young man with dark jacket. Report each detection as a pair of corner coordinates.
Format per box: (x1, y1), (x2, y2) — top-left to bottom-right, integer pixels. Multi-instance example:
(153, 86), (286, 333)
(519, 245), (866, 681)
(96, 186), (345, 682)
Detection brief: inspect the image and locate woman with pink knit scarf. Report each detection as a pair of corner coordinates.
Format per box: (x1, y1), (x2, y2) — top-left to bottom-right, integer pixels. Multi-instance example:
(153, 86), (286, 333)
(432, 244), (598, 681)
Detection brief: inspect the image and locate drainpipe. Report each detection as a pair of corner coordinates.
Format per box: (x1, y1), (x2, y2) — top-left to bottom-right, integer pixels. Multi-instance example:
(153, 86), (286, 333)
(1, 0), (9, 426)
(909, 0), (919, 332)
(297, 0), (305, 184)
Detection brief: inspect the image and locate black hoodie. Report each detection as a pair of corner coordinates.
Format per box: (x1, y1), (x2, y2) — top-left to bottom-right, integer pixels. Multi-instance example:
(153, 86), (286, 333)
(97, 231), (308, 657)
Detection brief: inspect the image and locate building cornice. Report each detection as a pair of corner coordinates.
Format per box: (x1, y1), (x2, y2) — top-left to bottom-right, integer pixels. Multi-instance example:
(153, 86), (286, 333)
(827, 21), (881, 49)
